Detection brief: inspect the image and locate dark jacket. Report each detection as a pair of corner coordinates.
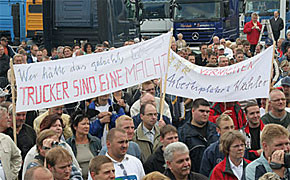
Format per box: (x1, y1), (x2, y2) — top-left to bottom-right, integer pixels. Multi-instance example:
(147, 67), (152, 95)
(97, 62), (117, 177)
(164, 168), (208, 180)
(143, 146), (165, 174)
(66, 133), (102, 157)
(270, 17), (284, 41)
(210, 157), (251, 180)
(178, 121), (218, 172)
(0, 54), (10, 77)
(132, 113), (171, 129)
(200, 140), (224, 177)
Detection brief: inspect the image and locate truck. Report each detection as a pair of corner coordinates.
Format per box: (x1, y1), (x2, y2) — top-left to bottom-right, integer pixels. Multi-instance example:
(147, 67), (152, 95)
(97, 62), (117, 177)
(43, 0), (138, 52)
(139, 0), (173, 38)
(172, 0), (240, 45)
(0, 0), (43, 45)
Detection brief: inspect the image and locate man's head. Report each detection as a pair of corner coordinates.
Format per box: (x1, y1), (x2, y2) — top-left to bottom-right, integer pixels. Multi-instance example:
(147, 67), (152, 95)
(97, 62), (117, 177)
(187, 54), (195, 64)
(255, 44), (263, 54)
(261, 124), (290, 158)
(164, 142), (191, 180)
(281, 77), (290, 99)
(63, 46), (73, 58)
(0, 106), (9, 131)
(89, 155), (115, 180)
(57, 46), (64, 59)
(216, 114), (234, 135)
(213, 36), (220, 45)
(106, 128), (129, 161)
(220, 39), (226, 47)
(97, 94), (110, 106)
(200, 44), (207, 55)
(46, 147), (73, 180)
(160, 124), (178, 149)
(244, 102), (260, 128)
(36, 50), (43, 62)
(95, 44), (104, 53)
(235, 49), (244, 63)
(191, 98), (210, 127)
(140, 92), (156, 106)
(243, 41), (250, 52)
(218, 55), (229, 67)
(115, 115), (135, 140)
(218, 45), (225, 56)
(269, 89), (286, 113)
(141, 81), (155, 96)
(49, 105), (63, 116)
(0, 37), (8, 47)
(177, 33), (183, 40)
(251, 12), (258, 23)
(140, 103), (157, 130)
(15, 111), (27, 129)
(13, 54), (25, 64)
(24, 166), (53, 180)
(0, 45), (4, 57)
(208, 52), (217, 64)
(219, 130), (246, 159)
(30, 44), (39, 56)
(274, 11), (279, 18)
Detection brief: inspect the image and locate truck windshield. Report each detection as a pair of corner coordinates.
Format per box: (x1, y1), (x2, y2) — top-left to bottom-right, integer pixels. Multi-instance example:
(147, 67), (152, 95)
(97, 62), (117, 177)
(174, 2), (221, 20)
(245, 0), (279, 14)
(141, 0), (171, 19)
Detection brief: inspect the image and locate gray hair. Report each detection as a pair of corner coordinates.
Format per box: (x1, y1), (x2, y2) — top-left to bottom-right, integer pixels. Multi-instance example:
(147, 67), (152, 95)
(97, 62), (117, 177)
(0, 106), (7, 115)
(218, 55), (228, 63)
(164, 142), (189, 163)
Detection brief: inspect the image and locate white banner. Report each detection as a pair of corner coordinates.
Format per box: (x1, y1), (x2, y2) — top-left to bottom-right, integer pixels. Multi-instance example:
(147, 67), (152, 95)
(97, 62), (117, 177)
(14, 32), (172, 112)
(165, 46), (273, 102)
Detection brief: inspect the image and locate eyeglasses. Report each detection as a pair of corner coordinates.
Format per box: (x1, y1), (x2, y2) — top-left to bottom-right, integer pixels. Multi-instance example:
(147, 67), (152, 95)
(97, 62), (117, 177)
(271, 98), (286, 102)
(144, 113), (158, 117)
(231, 143), (245, 149)
(119, 163), (128, 177)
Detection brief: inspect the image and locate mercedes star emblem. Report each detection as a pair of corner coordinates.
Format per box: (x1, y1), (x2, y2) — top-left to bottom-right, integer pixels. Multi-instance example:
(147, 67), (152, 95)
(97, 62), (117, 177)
(192, 32), (199, 40)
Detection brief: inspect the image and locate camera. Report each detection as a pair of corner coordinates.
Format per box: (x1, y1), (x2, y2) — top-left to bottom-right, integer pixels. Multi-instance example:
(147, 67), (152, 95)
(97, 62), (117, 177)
(284, 153), (290, 168)
(51, 141), (59, 147)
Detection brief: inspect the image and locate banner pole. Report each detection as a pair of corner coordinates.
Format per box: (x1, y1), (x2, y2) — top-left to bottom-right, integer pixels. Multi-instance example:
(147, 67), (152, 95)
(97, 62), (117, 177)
(160, 28), (173, 121)
(265, 43), (276, 113)
(9, 58), (17, 145)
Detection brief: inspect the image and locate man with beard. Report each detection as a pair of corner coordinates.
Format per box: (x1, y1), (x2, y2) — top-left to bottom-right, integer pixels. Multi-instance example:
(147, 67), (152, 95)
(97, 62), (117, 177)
(178, 98), (218, 172)
(262, 89), (290, 128)
(164, 142), (207, 180)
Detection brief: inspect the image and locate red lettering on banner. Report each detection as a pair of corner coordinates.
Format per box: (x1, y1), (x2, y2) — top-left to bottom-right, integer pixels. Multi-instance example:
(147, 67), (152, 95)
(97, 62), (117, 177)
(43, 85), (50, 102)
(88, 76), (97, 93)
(135, 61), (145, 80)
(81, 78), (90, 95)
(56, 82), (61, 100)
(153, 56), (161, 75)
(35, 86), (42, 104)
(125, 64), (136, 83)
(116, 69), (123, 86)
(62, 81), (69, 99)
(73, 80), (79, 97)
(109, 71), (117, 89)
(144, 58), (154, 77)
(20, 87), (27, 105)
(99, 74), (106, 92)
(27, 87), (35, 105)
(49, 84), (56, 102)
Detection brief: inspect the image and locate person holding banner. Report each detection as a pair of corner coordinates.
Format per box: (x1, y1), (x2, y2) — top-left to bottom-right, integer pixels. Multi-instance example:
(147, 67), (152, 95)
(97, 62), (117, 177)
(88, 94), (125, 145)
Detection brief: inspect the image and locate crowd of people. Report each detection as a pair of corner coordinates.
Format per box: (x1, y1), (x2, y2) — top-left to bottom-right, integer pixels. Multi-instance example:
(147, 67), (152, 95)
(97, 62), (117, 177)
(0, 11), (289, 180)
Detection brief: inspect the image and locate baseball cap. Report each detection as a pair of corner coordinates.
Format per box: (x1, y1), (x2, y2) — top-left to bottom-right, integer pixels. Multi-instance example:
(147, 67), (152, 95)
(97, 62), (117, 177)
(218, 45), (225, 50)
(281, 76), (290, 87)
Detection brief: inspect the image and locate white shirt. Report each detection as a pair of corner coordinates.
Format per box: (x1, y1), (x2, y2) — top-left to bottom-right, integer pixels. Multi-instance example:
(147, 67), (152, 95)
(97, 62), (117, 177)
(88, 153), (145, 180)
(229, 156), (244, 180)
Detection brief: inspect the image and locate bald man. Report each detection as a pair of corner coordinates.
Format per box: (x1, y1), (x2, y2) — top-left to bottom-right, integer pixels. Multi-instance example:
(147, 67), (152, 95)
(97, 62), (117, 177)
(24, 166), (53, 180)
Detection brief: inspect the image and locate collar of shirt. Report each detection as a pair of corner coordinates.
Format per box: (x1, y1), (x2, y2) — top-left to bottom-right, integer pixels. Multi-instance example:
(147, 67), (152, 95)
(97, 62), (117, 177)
(142, 124), (155, 136)
(105, 152), (129, 163)
(229, 156), (243, 180)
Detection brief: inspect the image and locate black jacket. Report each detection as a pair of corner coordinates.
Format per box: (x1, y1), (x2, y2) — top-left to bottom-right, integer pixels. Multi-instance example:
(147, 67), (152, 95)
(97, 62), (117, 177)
(178, 121), (218, 172)
(164, 168), (208, 180)
(143, 146), (165, 174)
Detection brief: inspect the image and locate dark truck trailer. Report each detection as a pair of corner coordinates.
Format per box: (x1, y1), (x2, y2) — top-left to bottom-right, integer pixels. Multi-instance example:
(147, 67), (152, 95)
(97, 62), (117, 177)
(43, 0), (137, 52)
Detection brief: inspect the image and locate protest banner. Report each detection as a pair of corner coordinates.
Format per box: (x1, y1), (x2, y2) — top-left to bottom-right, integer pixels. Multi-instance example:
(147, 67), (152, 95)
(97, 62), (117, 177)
(164, 46), (274, 102)
(14, 32), (172, 112)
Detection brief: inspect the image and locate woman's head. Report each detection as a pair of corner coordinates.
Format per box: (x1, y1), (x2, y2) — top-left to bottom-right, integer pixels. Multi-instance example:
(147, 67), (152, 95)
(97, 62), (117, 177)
(84, 43), (94, 54)
(40, 114), (64, 138)
(219, 130), (246, 158)
(71, 112), (90, 135)
(281, 60), (289, 72)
